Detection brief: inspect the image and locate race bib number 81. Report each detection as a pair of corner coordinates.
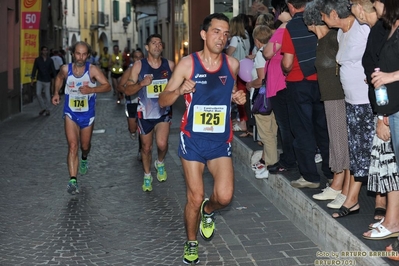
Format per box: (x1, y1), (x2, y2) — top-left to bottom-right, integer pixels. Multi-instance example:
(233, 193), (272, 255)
(193, 105), (227, 133)
(147, 78), (168, 98)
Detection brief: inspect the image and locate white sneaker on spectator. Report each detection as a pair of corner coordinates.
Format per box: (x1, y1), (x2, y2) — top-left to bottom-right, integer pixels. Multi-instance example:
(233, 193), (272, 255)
(255, 168), (269, 179)
(252, 161), (265, 171)
(315, 154), (322, 163)
(327, 193), (346, 209)
(291, 176), (320, 188)
(312, 186), (341, 200)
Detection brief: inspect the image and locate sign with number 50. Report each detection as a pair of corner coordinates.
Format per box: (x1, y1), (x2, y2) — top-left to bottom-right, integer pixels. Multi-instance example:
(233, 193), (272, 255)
(20, 0), (42, 84)
(21, 12), (40, 29)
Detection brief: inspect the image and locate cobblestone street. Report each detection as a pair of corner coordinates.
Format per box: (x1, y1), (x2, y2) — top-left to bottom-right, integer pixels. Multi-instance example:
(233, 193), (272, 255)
(0, 92), (318, 265)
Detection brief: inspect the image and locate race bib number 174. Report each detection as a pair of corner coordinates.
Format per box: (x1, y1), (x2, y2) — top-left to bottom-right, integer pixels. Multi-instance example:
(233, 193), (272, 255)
(68, 95), (89, 112)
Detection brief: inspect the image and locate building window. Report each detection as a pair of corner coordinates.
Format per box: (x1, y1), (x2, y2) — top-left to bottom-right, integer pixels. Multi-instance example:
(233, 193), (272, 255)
(73, 0), (75, 16)
(113, 0), (120, 21)
(126, 2), (131, 19)
(174, 0), (189, 61)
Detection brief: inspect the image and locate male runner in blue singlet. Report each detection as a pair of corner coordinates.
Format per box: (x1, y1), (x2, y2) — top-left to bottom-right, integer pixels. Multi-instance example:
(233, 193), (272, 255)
(117, 49), (145, 160)
(52, 41), (111, 194)
(121, 34), (175, 192)
(159, 13), (246, 265)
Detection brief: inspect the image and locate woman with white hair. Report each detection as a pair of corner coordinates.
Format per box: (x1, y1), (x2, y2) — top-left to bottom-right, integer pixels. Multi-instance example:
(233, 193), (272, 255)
(319, 0), (373, 218)
(303, 0), (351, 211)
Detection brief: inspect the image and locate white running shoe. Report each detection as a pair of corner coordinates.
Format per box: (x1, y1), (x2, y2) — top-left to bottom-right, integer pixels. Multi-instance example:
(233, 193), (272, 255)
(312, 186), (341, 200)
(255, 168), (269, 179)
(252, 161), (265, 171)
(327, 193), (346, 209)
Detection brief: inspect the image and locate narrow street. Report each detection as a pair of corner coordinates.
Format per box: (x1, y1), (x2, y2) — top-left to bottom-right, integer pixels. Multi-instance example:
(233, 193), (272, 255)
(0, 91), (318, 265)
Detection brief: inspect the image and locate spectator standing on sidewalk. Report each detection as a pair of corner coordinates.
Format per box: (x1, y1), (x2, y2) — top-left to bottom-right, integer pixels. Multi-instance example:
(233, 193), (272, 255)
(51, 50), (64, 76)
(303, 1), (351, 208)
(358, 0), (399, 238)
(281, 0), (332, 189)
(246, 25), (278, 179)
(31, 45), (56, 116)
(159, 13), (246, 264)
(262, 0), (296, 174)
(350, 0), (393, 223)
(52, 41), (111, 195)
(226, 15), (250, 133)
(320, 0), (372, 218)
(122, 34), (175, 192)
(367, 0), (399, 257)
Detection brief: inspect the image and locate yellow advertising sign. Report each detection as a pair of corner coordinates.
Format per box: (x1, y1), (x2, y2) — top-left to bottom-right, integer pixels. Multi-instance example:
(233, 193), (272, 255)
(20, 0), (42, 84)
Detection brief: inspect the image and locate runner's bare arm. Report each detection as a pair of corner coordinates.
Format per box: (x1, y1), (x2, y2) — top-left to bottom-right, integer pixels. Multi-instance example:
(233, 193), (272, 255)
(52, 65), (68, 105)
(159, 56), (193, 108)
(117, 66), (132, 93)
(123, 60), (151, 96)
(83, 64), (111, 94)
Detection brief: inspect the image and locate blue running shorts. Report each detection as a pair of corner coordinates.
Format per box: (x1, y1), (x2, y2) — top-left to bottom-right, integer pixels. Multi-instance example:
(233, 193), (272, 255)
(137, 114), (172, 135)
(178, 132), (232, 164)
(64, 112), (95, 129)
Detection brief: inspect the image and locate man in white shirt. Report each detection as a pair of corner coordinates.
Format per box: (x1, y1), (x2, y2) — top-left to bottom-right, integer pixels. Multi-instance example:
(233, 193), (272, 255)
(51, 50), (64, 75)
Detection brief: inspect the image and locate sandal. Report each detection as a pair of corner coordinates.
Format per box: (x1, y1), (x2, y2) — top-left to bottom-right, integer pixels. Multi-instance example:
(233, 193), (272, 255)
(374, 207), (386, 220)
(332, 202), (359, 218)
(363, 224), (399, 240)
(369, 217), (384, 230)
(386, 239), (399, 261)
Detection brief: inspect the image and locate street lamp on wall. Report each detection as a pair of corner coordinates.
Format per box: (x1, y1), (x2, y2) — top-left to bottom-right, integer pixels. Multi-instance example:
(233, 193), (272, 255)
(122, 16), (131, 33)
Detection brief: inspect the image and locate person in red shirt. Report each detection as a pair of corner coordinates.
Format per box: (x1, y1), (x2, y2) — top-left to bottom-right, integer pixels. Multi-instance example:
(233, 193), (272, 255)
(281, 0), (332, 189)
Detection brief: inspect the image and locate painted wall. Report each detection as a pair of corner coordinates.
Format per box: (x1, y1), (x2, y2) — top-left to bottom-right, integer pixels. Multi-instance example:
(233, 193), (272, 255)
(64, 0), (81, 63)
(0, 0), (21, 121)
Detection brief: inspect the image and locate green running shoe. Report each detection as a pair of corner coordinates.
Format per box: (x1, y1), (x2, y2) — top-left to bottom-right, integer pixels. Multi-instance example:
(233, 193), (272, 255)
(199, 198), (215, 241)
(154, 160), (167, 182)
(67, 179), (79, 195)
(183, 241), (199, 264)
(142, 175), (153, 192)
(79, 159), (88, 175)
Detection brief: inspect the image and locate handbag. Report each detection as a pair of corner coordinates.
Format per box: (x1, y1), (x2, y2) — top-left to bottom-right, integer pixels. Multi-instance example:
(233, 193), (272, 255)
(232, 37), (247, 61)
(251, 79), (272, 115)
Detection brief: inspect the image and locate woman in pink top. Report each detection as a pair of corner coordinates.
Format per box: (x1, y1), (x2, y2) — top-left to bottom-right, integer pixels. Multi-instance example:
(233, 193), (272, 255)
(260, 0), (296, 174)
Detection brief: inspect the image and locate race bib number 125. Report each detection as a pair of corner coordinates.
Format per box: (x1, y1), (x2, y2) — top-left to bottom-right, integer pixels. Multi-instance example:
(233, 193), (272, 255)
(193, 105), (227, 133)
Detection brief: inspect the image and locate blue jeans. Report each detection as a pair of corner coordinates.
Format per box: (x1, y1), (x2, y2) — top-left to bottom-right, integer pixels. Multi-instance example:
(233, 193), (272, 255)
(286, 80), (332, 182)
(269, 89), (296, 168)
(390, 111), (399, 172)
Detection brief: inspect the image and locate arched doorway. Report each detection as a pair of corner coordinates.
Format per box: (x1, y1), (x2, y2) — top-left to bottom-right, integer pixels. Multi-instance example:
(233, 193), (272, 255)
(99, 32), (110, 54)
